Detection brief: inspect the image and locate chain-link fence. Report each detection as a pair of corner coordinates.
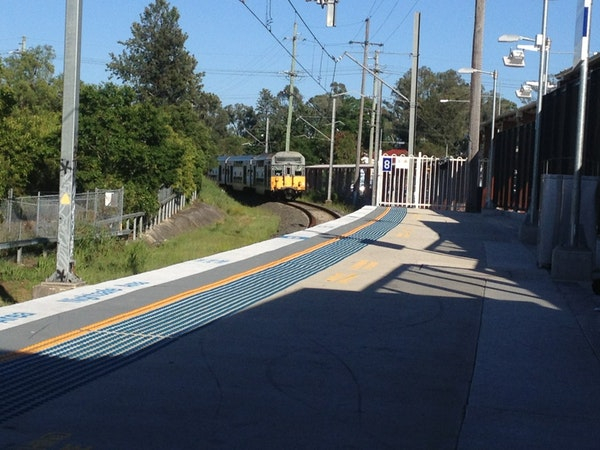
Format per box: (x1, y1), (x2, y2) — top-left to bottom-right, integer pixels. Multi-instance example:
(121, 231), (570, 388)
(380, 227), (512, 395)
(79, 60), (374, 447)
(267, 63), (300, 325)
(0, 187), (197, 249)
(0, 188), (124, 242)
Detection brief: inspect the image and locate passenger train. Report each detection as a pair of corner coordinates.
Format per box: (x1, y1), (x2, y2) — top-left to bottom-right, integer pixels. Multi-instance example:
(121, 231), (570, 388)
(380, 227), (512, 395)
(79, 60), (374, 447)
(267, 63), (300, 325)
(214, 151), (306, 200)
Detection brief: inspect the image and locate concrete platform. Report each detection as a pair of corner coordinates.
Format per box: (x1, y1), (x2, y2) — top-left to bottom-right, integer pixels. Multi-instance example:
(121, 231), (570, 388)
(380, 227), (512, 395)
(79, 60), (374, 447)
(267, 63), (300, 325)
(1, 207), (600, 449)
(32, 280), (86, 298)
(552, 245), (594, 281)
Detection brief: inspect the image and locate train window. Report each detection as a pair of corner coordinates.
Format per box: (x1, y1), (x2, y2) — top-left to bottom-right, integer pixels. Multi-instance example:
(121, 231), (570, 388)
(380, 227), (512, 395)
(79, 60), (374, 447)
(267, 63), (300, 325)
(275, 156), (302, 163)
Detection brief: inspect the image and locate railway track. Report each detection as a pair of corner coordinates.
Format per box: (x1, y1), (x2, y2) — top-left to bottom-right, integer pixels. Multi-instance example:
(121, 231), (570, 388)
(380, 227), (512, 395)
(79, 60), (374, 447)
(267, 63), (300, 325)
(285, 200), (342, 228)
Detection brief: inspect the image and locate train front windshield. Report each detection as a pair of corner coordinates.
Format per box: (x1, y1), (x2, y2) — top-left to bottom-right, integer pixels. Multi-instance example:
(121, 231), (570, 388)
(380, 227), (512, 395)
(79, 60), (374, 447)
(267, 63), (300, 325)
(272, 165), (303, 176)
(273, 156), (304, 175)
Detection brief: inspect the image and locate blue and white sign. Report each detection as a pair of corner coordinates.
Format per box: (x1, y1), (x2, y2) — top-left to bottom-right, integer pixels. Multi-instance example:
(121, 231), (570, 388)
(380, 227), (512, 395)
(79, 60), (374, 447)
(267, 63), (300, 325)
(574, 0), (593, 65)
(382, 156), (393, 172)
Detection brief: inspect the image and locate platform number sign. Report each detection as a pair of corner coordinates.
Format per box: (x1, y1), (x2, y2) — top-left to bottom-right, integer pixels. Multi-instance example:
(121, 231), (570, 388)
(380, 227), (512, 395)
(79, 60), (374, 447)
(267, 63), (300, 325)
(382, 156), (393, 172)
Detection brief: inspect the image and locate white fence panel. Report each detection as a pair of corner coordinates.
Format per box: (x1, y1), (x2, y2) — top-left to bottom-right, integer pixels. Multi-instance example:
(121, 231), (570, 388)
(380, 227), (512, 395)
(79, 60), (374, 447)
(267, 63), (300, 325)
(376, 153), (468, 210)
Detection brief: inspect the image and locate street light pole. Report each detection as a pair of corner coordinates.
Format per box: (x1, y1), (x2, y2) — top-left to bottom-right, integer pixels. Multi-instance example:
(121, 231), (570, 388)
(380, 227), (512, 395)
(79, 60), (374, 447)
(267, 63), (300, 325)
(530, 0), (549, 225)
(499, 0), (549, 225)
(487, 70), (498, 209)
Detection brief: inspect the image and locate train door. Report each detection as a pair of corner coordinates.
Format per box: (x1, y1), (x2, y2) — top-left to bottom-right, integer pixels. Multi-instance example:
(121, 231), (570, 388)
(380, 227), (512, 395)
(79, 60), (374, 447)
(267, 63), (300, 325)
(253, 159), (264, 194)
(272, 165), (283, 191)
(283, 165), (291, 188)
(291, 163), (304, 193)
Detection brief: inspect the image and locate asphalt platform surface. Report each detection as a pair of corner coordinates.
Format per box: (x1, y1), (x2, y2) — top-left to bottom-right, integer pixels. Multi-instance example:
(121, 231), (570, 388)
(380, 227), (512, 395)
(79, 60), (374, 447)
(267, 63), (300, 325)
(1, 207), (600, 449)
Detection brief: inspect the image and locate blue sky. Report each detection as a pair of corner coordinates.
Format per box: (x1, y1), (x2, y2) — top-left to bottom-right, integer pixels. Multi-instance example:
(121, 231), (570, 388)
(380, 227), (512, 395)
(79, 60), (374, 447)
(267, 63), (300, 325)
(0, 1), (597, 107)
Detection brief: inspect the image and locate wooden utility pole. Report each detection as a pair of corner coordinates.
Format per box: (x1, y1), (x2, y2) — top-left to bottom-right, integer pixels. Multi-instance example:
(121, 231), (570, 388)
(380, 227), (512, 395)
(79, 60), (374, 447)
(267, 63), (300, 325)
(285, 22), (298, 153)
(353, 18), (370, 194)
(350, 19), (382, 201)
(466, 0), (485, 211)
(407, 12), (420, 205)
(368, 50), (380, 163)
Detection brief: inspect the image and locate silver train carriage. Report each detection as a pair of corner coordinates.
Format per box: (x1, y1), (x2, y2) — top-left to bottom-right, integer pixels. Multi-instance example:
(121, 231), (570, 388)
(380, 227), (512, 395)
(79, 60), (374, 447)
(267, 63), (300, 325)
(216, 151), (306, 200)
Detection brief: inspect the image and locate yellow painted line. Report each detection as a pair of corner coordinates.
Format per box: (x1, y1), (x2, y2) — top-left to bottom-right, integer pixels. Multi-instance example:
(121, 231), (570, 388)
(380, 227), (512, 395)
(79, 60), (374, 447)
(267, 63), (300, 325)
(327, 260), (377, 284)
(327, 273), (348, 282)
(326, 273), (359, 284)
(351, 260), (378, 271)
(2, 207), (392, 362)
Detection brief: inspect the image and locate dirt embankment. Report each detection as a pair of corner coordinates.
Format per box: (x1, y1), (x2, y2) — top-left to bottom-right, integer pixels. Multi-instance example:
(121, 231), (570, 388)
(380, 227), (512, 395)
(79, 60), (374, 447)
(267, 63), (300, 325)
(143, 203), (224, 245)
(143, 201), (309, 245)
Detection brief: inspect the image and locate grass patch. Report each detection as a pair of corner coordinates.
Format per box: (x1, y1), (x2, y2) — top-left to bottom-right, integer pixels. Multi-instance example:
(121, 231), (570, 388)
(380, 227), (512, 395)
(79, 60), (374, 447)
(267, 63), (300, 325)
(142, 206), (278, 271)
(0, 179), (280, 305)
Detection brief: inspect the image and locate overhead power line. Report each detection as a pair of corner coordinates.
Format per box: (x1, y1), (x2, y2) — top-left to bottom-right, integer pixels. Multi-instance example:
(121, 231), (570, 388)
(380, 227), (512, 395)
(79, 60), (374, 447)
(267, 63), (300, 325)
(238, 0), (330, 93)
(285, 0), (337, 62)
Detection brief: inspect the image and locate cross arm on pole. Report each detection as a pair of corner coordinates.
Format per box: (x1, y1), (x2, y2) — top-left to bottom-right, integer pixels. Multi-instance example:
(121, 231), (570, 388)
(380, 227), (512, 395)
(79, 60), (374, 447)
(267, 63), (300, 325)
(341, 51), (410, 103)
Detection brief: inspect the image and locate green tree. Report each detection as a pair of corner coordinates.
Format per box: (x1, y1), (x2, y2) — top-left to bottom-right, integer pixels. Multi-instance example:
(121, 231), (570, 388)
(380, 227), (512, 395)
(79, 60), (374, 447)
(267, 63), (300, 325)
(107, 0), (204, 107)
(226, 103), (257, 137)
(389, 67), (472, 157)
(103, 0), (214, 211)
(0, 109), (61, 195)
(2, 45), (61, 113)
(308, 91), (359, 165)
(0, 45), (62, 196)
(77, 82), (205, 213)
(252, 89), (286, 154)
(196, 91), (228, 140)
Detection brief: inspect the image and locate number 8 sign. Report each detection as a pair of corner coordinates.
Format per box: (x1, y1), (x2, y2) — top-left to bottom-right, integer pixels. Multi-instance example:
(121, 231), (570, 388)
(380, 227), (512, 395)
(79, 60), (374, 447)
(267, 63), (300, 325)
(382, 156), (393, 172)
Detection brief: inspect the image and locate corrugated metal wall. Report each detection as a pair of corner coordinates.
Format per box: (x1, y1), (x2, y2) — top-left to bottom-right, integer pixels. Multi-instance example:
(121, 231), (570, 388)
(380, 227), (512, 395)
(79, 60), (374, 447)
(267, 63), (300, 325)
(489, 56), (600, 212)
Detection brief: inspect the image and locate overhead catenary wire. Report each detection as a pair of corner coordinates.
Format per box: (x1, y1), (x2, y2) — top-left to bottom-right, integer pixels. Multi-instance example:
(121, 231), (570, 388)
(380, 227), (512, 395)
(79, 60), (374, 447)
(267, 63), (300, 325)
(375, 0), (421, 44)
(285, 0), (337, 63)
(238, 0), (330, 94)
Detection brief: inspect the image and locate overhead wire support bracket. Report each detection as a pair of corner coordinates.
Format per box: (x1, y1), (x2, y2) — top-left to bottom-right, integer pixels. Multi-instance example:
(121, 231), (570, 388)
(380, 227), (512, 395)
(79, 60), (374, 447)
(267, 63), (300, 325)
(305, 0), (339, 27)
(342, 51), (410, 103)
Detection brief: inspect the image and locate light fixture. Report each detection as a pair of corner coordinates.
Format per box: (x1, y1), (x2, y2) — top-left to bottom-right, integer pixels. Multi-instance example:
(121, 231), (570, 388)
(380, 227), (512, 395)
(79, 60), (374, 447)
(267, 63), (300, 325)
(516, 84), (533, 100)
(524, 80), (556, 92)
(498, 34), (526, 42)
(307, 0), (338, 27)
(498, 0), (549, 227)
(503, 48), (525, 67)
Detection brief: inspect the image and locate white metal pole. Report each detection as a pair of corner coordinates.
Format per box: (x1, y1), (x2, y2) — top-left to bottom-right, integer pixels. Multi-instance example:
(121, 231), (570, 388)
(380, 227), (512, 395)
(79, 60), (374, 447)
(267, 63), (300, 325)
(569, 0), (593, 247)
(50, 0), (83, 283)
(528, 0), (549, 225)
(327, 96), (337, 203)
(265, 117), (269, 154)
(485, 70), (498, 208)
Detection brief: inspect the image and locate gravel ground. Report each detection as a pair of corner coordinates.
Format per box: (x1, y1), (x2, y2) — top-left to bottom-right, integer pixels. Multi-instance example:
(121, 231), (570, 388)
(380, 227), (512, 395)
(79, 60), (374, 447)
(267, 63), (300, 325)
(259, 202), (309, 236)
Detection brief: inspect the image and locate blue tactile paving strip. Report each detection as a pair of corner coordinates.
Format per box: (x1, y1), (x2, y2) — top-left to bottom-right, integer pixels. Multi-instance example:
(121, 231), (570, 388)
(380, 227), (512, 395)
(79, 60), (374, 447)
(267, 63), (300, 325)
(0, 207), (407, 422)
